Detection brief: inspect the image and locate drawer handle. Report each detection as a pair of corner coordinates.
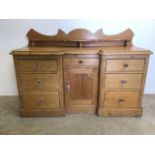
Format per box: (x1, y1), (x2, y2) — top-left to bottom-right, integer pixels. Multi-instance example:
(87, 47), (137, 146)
(121, 80), (127, 84)
(123, 63), (128, 68)
(78, 60), (83, 64)
(37, 98), (45, 104)
(35, 80), (43, 87)
(33, 64), (41, 71)
(118, 99), (124, 104)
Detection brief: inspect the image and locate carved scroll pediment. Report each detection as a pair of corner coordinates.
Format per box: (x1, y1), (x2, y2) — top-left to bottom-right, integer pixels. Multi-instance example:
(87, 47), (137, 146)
(66, 28), (134, 41)
(27, 28), (134, 47)
(27, 29), (66, 41)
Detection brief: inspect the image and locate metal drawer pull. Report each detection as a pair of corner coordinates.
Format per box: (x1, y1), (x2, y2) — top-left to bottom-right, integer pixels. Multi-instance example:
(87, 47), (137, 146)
(123, 63), (128, 68)
(78, 60), (83, 64)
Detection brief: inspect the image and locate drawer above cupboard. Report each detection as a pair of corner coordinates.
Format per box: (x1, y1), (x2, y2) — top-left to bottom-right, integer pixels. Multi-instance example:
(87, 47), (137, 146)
(63, 58), (99, 67)
(105, 59), (145, 72)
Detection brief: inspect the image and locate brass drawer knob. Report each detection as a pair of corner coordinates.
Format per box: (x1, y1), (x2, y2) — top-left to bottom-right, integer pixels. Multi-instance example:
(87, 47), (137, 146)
(78, 60), (83, 64)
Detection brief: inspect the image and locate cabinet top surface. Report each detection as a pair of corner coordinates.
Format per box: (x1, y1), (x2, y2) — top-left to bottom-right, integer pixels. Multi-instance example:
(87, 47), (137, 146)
(11, 46), (152, 55)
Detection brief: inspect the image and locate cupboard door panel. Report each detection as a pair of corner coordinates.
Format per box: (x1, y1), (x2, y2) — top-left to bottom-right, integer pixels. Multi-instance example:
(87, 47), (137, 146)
(69, 74), (93, 100)
(64, 68), (98, 110)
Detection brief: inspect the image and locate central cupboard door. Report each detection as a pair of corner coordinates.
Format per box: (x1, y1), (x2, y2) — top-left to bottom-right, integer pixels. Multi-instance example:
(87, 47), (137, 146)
(64, 68), (98, 113)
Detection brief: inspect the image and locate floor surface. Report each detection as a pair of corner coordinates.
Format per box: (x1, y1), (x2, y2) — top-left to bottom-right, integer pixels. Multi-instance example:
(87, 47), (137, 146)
(0, 95), (155, 135)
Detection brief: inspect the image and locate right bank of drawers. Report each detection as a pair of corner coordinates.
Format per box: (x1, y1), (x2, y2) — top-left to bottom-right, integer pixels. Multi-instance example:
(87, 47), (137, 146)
(103, 57), (145, 109)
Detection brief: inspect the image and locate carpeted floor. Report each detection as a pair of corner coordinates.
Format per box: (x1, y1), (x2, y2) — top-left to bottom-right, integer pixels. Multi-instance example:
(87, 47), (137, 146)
(0, 95), (155, 135)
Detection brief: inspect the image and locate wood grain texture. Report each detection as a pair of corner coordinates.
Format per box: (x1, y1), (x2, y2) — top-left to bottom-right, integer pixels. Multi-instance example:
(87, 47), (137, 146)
(20, 74), (59, 93)
(105, 74), (143, 89)
(106, 59), (145, 72)
(18, 59), (58, 73)
(22, 93), (60, 109)
(63, 58), (99, 67)
(104, 91), (140, 108)
(11, 46), (152, 55)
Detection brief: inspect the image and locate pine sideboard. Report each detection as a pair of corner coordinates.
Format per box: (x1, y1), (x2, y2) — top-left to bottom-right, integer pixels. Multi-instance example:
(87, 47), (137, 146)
(11, 28), (152, 117)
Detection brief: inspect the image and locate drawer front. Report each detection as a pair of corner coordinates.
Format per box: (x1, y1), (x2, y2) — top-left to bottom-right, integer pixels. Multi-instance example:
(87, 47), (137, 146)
(20, 74), (59, 93)
(63, 58), (99, 66)
(22, 93), (60, 109)
(18, 59), (58, 72)
(104, 91), (140, 108)
(106, 59), (145, 72)
(105, 74), (143, 89)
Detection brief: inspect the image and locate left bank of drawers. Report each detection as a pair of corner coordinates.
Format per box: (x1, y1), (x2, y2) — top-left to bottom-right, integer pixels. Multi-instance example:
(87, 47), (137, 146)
(14, 56), (64, 116)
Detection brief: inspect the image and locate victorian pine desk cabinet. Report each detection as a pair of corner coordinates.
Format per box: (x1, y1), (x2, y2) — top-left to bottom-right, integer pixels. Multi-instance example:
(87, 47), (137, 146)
(11, 28), (152, 117)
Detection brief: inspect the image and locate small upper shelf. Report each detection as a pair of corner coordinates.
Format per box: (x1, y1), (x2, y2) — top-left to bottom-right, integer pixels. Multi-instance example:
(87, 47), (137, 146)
(27, 28), (134, 47)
